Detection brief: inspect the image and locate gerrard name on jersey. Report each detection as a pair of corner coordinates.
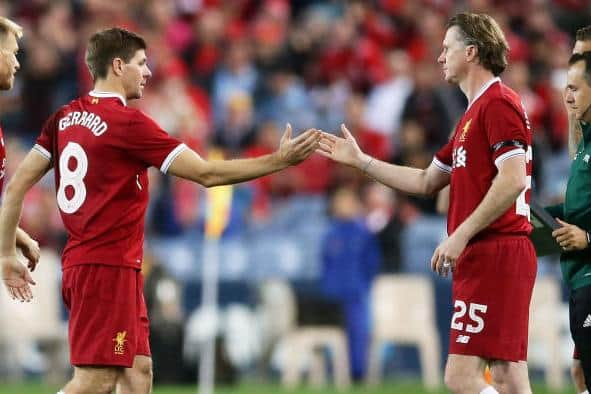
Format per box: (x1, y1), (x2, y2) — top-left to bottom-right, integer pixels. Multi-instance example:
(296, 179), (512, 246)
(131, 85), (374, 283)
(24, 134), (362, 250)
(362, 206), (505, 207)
(58, 111), (108, 136)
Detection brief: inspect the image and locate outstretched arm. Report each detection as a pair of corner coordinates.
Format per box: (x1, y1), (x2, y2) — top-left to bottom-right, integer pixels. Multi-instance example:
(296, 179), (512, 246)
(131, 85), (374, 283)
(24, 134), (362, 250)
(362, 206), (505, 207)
(318, 124), (450, 196)
(0, 150), (51, 302)
(167, 124), (320, 187)
(15, 227), (40, 271)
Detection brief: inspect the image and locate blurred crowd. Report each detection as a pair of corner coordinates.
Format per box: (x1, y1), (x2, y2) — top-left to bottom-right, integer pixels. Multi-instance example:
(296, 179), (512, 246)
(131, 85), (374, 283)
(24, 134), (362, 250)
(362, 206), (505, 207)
(0, 0), (589, 384)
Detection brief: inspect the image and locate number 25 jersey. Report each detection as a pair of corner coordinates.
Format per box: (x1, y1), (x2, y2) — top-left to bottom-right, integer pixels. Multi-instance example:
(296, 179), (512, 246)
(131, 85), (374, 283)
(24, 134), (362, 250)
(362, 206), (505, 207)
(34, 91), (186, 270)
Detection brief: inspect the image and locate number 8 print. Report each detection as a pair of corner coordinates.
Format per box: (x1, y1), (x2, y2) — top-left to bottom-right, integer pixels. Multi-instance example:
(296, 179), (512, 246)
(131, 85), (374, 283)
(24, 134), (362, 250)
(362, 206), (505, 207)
(57, 142), (88, 214)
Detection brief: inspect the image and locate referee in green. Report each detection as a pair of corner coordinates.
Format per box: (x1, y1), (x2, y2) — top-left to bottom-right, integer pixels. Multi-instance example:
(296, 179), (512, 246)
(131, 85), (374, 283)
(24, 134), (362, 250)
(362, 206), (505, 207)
(546, 51), (591, 392)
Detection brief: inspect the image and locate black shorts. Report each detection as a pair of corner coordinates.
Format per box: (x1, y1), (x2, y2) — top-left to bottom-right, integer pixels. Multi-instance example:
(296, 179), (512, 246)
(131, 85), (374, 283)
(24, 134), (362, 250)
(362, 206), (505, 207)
(569, 284), (591, 352)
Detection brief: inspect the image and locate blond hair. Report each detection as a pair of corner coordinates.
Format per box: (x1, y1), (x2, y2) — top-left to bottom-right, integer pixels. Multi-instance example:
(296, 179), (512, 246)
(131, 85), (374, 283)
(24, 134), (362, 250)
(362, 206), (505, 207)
(0, 17), (22, 40)
(447, 13), (509, 76)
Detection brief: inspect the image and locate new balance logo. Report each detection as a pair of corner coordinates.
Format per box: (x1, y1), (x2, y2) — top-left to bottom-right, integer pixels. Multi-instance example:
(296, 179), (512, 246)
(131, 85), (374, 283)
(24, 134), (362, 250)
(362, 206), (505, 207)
(456, 335), (471, 344)
(583, 315), (591, 328)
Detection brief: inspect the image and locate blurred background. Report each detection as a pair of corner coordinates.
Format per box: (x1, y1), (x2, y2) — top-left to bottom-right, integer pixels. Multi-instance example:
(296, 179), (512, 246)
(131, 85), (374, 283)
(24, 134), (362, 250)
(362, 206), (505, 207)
(0, 0), (588, 392)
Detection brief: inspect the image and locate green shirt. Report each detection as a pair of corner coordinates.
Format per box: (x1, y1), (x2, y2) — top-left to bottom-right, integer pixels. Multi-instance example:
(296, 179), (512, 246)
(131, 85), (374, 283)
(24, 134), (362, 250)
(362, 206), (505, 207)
(546, 122), (591, 289)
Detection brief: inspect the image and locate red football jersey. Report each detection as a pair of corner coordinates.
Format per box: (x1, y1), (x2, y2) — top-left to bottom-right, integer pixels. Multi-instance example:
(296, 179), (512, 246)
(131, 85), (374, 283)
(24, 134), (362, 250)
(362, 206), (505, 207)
(434, 78), (533, 238)
(34, 91), (186, 269)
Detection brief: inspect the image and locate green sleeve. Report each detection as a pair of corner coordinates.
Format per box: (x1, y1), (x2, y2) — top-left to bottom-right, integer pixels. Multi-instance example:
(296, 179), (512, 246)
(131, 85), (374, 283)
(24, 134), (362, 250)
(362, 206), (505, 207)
(544, 203), (564, 221)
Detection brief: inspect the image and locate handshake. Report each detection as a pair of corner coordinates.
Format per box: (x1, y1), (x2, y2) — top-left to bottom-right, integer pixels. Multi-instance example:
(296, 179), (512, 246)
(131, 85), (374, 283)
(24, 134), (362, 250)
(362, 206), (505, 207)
(280, 123), (371, 170)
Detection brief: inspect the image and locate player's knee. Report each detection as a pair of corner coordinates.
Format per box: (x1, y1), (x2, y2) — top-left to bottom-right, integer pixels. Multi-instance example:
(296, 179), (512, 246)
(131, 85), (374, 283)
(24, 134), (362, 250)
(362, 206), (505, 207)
(70, 375), (117, 394)
(68, 367), (120, 394)
(134, 357), (153, 382)
(444, 368), (468, 393)
(491, 367), (531, 394)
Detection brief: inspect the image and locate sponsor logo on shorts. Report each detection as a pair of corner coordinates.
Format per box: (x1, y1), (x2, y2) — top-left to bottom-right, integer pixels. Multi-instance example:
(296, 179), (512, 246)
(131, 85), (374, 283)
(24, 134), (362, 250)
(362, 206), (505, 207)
(584, 315), (591, 328)
(456, 335), (471, 344)
(113, 331), (127, 355)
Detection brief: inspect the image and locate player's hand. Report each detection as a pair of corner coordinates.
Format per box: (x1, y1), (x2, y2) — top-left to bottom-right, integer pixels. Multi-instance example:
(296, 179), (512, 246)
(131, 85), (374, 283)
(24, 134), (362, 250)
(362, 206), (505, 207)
(317, 124), (366, 168)
(430, 232), (469, 277)
(0, 256), (35, 302)
(276, 124), (320, 166)
(19, 237), (40, 272)
(552, 218), (588, 251)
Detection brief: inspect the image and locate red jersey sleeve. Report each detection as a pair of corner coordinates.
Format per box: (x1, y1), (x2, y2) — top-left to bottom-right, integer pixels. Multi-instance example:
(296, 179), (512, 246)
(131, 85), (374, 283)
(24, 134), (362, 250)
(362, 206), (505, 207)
(33, 111), (60, 162)
(433, 138), (453, 174)
(482, 98), (528, 167)
(122, 111), (187, 172)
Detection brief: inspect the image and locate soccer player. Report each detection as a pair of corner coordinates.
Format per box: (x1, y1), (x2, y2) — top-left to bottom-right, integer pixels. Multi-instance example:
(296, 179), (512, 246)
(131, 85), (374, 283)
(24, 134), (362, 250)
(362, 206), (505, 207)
(319, 13), (535, 394)
(0, 16), (40, 296)
(0, 28), (319, 394)
(547, 51), (591, 394)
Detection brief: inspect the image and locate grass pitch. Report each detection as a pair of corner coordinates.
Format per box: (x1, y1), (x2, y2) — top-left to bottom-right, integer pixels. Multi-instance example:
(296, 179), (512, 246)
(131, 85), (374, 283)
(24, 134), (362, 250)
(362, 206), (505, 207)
(0, 380), (576, 393)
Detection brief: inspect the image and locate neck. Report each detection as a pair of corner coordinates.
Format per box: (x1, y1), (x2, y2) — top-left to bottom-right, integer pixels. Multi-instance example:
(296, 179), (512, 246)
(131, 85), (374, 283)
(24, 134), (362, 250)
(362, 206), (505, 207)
(458, 66), (496, 106)
(93, 78), (126, 98)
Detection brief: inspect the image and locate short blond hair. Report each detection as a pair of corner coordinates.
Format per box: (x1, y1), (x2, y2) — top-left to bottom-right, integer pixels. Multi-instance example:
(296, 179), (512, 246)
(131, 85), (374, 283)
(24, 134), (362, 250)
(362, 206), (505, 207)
(447, 13), (509, 76)
(0, 17), (23, 40)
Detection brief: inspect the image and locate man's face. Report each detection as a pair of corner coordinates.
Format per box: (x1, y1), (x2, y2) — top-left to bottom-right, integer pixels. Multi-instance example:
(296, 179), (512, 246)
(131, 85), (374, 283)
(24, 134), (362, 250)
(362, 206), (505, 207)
(121, 49), (151, 100)
(437, 26), (469, 84)
(0, 33), (20, 90)
(565, 60), (591, 122)
(573, 39), (591, 55)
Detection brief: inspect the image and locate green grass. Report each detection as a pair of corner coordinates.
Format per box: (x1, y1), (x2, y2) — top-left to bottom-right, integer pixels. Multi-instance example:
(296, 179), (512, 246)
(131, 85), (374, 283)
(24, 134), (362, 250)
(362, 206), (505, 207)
(0, 381), (576, 394)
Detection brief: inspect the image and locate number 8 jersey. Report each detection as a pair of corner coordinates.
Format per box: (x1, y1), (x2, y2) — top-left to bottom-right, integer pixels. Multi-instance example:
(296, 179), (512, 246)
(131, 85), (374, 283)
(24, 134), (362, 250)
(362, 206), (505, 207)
(34, 91), (186, 270)
(433, 78), (533, 239)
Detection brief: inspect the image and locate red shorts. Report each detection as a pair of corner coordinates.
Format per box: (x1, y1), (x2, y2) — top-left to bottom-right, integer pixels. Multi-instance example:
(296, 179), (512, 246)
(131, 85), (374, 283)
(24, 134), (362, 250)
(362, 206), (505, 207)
(448, 235), (536, 362)
(62, 264), (151, 368)
(574, 347), (580, 360)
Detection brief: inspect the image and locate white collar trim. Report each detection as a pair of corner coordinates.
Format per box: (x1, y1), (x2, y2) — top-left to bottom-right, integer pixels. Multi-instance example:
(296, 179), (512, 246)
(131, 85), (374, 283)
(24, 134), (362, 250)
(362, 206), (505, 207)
(89, 90), (127, 106)
(466, 77), (500, 112)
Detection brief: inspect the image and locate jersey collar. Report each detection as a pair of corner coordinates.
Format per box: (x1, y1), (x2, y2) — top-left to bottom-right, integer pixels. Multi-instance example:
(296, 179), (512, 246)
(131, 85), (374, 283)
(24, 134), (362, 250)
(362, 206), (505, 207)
(466, 77), (501, 112)
(89, 90), (127, 106)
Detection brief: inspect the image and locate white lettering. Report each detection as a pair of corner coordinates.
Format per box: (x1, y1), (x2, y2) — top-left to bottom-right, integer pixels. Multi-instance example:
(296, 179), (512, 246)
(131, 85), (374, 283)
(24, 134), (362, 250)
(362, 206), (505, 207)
(71, 111), (80, 125)
(94, 122), (108, 136)
(58, 114), (71, 131)
(78, 111), (88, 126)
(83, 113), (94, 128)
(89, 116), (101, 132)
(57, 111), (108, 136)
